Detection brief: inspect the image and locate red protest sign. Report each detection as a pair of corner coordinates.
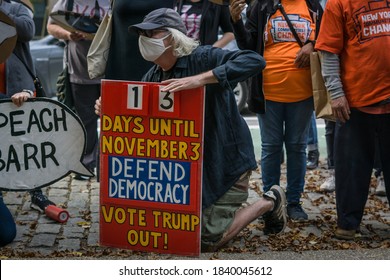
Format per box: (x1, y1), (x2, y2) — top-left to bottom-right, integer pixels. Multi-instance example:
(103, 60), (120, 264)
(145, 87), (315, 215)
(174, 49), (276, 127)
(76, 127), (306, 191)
(99, 80), (204, 256)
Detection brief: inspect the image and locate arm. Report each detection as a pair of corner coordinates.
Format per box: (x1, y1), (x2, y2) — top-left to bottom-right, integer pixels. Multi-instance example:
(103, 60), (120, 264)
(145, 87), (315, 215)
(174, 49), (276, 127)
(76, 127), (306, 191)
(296, 0), (323, 68)
(230, 0), (259, 51)
(162, 47), (264, 92)
(213, 32), (234, 48)
(321, 50), (350, 123)
(211, 48), (265, 90)
(213, 5), (235, 48)
(46, 1), (88, 42)
(47, 22), (86, 42)
(161, 70), (218, 93)
(1, 3), (35, 42)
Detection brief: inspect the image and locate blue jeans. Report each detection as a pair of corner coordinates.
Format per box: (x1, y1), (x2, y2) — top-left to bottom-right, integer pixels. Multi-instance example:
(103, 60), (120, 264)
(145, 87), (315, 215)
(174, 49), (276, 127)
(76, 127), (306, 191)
(307, 112), (318, 151)
(335, 109), (390, 230)
(0, 193), (16, 247)
(258, 98), (313, 204)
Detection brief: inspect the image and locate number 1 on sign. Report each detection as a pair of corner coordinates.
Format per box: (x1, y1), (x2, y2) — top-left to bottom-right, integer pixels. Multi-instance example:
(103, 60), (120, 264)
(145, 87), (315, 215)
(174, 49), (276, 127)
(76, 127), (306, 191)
(127, 85), (143, 110)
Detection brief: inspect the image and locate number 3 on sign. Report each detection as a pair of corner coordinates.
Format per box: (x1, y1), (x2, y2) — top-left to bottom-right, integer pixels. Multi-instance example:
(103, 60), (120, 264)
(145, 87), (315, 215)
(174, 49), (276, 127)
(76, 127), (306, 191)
(152, 85), (180, 117)
(158, 88), (174, 112)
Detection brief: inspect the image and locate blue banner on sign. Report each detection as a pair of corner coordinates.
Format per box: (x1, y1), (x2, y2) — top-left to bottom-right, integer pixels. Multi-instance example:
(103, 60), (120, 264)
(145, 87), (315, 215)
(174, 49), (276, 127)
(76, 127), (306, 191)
(108, 156), (191, 205)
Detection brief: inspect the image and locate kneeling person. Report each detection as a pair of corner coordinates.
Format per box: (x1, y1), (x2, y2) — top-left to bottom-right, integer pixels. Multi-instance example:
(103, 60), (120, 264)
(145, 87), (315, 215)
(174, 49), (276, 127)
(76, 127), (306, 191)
(98, 8), (288, 250)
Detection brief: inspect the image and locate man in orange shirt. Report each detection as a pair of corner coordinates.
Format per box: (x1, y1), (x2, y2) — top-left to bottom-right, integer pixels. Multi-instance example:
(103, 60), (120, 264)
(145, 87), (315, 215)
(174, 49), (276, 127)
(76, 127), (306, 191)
(316, 0), (390, 240)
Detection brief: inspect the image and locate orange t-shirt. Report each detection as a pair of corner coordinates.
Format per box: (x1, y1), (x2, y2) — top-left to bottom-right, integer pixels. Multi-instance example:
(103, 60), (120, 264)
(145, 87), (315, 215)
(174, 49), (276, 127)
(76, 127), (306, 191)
(315, 0), (390, 108)
(0, 63), (6, 95)
(263, 0), (315, 103)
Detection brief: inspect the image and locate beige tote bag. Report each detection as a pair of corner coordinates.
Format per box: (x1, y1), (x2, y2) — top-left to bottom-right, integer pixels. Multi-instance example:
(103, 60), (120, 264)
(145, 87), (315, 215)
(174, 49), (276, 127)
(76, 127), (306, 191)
(87, 0), (114, 79)
(310, 51), (336, 122)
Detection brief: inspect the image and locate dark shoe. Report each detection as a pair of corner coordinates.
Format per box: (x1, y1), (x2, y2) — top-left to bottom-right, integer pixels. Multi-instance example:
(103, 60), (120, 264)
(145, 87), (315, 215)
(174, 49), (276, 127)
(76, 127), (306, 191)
(262, 185), (287, 235)
(306, 149), (319, 170)
(74, 174), (90, 181)
(74, 165), (95, 180)
(30, 190), (55, 211)
(287, 203), (308, 221)
(334, 228), (357, 240)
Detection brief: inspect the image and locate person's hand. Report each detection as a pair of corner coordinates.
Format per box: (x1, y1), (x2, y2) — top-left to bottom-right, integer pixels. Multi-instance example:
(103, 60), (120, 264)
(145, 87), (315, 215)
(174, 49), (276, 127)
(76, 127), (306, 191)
(230, 0), (246, 23)
(162, 71), (217, 92)
(68, 30), (87, 41)
(95, 97), (101, 115)
(294, 42), (314, 68)
(11, 91), (31, 107)
(331, 96), (350, 123)
(161, 77), (204, 93)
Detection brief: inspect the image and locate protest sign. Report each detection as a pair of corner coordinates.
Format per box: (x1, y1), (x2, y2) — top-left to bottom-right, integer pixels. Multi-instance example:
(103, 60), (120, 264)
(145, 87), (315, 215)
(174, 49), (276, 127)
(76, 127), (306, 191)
(0, 98), (93, 191)
(49, 11), (98, 40)
(99, 80), (204, 256)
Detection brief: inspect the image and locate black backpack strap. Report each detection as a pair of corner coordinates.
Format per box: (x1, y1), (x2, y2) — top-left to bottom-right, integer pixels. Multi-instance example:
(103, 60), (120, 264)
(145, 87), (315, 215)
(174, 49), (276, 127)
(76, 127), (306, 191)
(307, 0), (323, 40)
(12, 52), (45, 96)
(93, 0), (101, 19)
(277, 2), (303, 47)
(66, 0), (74, 11)
(65, 0), (74, 21)
(176, 0), (183, 14)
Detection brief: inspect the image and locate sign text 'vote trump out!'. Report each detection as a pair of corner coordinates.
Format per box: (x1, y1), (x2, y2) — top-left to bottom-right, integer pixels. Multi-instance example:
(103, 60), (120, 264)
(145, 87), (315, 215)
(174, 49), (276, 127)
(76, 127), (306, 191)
(99, 80), (204, 256)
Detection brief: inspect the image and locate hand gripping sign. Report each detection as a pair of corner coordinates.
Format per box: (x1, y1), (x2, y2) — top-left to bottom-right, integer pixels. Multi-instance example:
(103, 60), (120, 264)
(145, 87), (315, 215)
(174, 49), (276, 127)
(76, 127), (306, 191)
(0, 98), (93, 191)
(99, 80), (204, 256)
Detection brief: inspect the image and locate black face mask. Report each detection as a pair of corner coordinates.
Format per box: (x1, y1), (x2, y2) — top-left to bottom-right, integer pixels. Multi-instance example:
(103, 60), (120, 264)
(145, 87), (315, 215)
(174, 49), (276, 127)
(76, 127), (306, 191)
(208, 0), (252, 5)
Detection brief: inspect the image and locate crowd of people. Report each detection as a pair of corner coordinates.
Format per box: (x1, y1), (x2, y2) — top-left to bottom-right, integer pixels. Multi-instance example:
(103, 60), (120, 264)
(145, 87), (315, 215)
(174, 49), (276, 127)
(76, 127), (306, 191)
(1, 0), (389, 249)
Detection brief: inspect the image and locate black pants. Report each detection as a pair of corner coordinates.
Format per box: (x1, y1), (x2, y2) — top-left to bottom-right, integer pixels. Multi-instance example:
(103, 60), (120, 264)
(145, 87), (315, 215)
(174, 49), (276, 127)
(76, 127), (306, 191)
(71, 83), (100, 171)
(334, 109), (390, 230)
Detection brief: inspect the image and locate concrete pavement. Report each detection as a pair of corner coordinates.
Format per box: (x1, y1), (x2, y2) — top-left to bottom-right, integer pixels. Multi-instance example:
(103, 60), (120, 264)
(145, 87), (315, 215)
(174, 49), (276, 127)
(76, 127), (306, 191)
(1, 161), (389, 260)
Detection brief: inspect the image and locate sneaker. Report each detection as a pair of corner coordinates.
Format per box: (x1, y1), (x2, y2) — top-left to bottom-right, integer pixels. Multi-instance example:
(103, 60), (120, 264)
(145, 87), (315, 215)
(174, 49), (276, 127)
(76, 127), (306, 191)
(30, 190), (55, 211)
(306, 149), (319, 170)
(287, 203), (308, 221)
(319, 173), (335, 192)
(74, 174), (90, 181)
(262, 185), (287, 235)
(375, 175), (386, 196)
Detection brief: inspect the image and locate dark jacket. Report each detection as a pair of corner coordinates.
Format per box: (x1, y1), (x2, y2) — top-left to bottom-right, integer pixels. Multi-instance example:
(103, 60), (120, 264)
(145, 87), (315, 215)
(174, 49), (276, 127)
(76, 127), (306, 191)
(232, 0), (323, 114)
(176, 0), (233, 45)
(143, 46), (265, 208)
(0, 0), (35, 97)
(105, 0), (175, 81)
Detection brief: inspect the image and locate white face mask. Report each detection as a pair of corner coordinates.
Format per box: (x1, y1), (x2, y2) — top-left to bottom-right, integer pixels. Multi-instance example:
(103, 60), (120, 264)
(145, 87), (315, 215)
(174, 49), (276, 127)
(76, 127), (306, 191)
(138, 33), (171, 62)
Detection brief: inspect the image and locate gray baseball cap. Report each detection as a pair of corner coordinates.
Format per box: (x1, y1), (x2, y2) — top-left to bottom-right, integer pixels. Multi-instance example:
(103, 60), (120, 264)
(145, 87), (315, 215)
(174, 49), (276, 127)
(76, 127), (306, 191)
(128, 8), (187, 35)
